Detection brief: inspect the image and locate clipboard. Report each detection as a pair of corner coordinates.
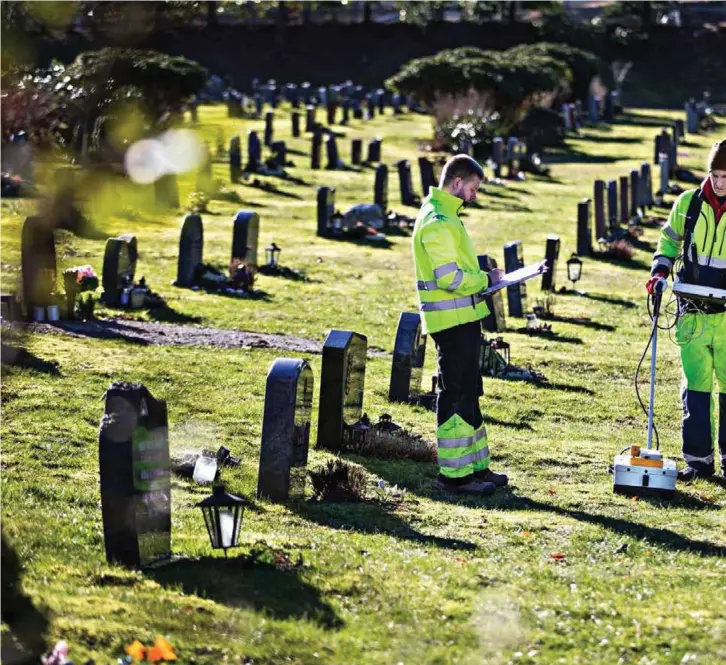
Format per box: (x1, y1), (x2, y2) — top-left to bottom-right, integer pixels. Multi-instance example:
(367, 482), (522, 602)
(480, 260), (548, 296)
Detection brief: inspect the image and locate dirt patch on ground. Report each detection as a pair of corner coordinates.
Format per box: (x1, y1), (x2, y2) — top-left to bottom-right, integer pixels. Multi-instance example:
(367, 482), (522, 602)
(17, 319), (389, 356)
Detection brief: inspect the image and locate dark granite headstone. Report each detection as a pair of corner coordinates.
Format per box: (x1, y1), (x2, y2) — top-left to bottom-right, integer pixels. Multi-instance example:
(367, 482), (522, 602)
(353, 99), (363, 120)
(374, 164), (388, 212)
(492, 137), (504, 179)
(351, 139), (362, 166)
(230, 136), (242, 182)
(305, 105), (316, 133)
(477, 255), (506, 333)
(176, 214), (203, 287)
(317, 330), (367, 452)
(418, 157), (436, 197)
(21, 216), (56, 314)
(232, 211), (260, 269)
(503, 240), (527, 317)
(317, 186), (335, 237)
(291, 112), (300, 138)
(389, 312), (426, 403)
(607, 180), (618, 230)
(674, 119), (685, 141)
(630, 170), (640, 217)
(246, 131), (261, 172)
(99, 382), (171, 568)
(397, 160), (416, 206)
(542, 235), (560, 292)
(154, 174), (179, 209)
(325, 134), (341, 170)
(604, 92), (614, 123)
(640, 163), (653, 207)
(257, 358), (313, 502)
(326, 102), (337, 126)
(311, 129), (322, 170)
(102, 234), (138, 305)
(619, 176), (629, 225)
(588, 95), (599, 123)
(341, 100), (350, 125)
(367, 138), (381, 163)
(593, 180), (606, 240)
(576, 199), (592, 257)
(264, 112), (274, 147)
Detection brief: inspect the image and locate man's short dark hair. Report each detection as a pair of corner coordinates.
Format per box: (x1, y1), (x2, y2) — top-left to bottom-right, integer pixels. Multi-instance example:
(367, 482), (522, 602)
(440, 154), (484, 187)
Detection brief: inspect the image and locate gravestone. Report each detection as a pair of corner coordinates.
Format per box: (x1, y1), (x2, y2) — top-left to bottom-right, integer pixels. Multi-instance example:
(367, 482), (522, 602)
(658, 155), (669, 195)
(607, 180), (618, 230)
(562, 104), (572, 132)
(301, 82), (312, 105)
(291, 112), (300, 138)
(686, 104), (699, 134)
(264, 112), (274, 146)
(388, 312), (426, 403)
(574, 100), (583, 129)
(352, 99), (363, 120)
(477, 255), (506, 333)
(604, 92), (615, 123)
(311, 129), (322, 170)
(630, 170), (641, 217)
(176, 214), (203, 287)
(366, 96), (376, 120)
(317, 330), (368, 452)
(418, 156), (436, 197)
(317, 186), (335, 237)
(492, 137), (504, 178)
(542, 235), (560, 292)
(154, 174), (179, 209)
(593, 180), (606, 240)
(305, 105), (316, 132)
(317, 86), (327, 107)
(640, 163), (653, 207)
(253, 94), (263, 116)
(377, 89), (385, 115)
(351, 139), (362, 166)
(374, 164), (388, 212)
(397, 160), (417, 206)
(674, 119), (685, 141)
(325, 134), (341, 170)
(341, 100), (350, 125)
(576, 199), (592, 257)
(503, 240), (527, 317)
(326, 102), (337, 126)
(21, 216), (56, 315)
(506, 137), (519, 178)
(257, 359), (313, 502)
(619, 176), (629, 225)
(588, 95), (599, 123)
(246, 131), (261, 172)
(367, 138), (382, 163)
(393, 94), (403, 114)
(99, 382), (171, 568)
(232, 211), (260, 269)
(270, 141), (287, 168)
(230, 136), (242, 182)
(102, 234), (138, 306)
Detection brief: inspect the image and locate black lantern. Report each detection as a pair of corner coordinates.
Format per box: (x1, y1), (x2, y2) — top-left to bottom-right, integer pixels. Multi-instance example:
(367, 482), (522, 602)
(265, 242), (281, 267)
(566, 253), (583, 289)
(196, 484), (250, 557)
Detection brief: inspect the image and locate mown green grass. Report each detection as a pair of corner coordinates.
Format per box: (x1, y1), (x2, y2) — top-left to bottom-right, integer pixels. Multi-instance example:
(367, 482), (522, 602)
(2, 106), (725, 665)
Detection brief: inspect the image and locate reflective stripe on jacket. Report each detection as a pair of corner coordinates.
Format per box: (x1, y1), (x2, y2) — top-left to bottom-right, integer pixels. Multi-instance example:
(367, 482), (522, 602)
(412, 187), (490, 334)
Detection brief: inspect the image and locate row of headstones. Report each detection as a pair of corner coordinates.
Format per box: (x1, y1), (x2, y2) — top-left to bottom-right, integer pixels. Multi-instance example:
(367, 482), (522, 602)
(562, 91), (619, 130)
(685, 100), (708, 134)
(653, 124), (685, 177)
(575, 165), (656, 256)
(487, 137), (527, 180)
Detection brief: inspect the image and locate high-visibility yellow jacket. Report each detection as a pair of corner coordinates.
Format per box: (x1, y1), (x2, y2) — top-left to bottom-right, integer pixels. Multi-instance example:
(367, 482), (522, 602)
(412, 187), (490, 335)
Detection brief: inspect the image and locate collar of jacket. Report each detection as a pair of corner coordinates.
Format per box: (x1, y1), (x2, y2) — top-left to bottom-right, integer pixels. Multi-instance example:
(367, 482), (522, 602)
(701, 177), (726, 225)
(427, 187), (464, 218)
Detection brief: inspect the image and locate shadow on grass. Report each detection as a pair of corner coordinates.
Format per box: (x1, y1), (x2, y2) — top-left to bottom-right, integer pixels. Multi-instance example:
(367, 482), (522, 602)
(481, 201), (533, 214)
(1, 344), (61, 375)
(291, 496), (477, 552)
(556, 290), (638, 309)
(41, 320), (151, 346)
(149, 555), (343, 629)
(512, 329), (584, 345)
(244, 182), (303, 200)
(543, 150), (620, 165)
(590, 253), (651, 272)
(577, 135), (643, 145)
(144, 303), (203, 324)
(629, 237), (657, 253)
(533, 381), (595, 395)
(614, 112), (676, 128)
(541, 315), (617, 332)
(483, 414), (535, 431)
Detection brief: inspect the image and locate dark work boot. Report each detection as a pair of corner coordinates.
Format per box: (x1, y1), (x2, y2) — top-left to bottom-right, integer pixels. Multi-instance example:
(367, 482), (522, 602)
(434, 478), (496, 495)
(474, 468), (509, 487)
(677, 466), (713, 482)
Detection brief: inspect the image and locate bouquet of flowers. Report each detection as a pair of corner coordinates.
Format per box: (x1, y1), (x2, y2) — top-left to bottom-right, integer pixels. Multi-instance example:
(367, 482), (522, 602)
(63, 265), (99, 320)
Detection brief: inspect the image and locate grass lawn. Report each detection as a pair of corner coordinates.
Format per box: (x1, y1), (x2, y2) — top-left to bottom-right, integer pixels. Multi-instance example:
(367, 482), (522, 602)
(2, 105), (725, 665)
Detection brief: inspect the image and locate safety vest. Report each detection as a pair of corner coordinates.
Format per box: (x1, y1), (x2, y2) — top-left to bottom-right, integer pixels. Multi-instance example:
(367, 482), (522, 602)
(653, 184), (726, 292)
(412, 187), (490, 335)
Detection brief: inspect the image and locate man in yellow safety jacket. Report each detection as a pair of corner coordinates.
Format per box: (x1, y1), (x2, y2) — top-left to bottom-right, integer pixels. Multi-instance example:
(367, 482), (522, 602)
(647, 139), (726, 481)
(412, 154), (507, 495)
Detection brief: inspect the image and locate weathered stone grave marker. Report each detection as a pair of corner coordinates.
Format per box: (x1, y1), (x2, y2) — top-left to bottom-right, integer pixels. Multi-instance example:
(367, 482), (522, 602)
(351, 139), (362, 166)
(397, 160), (417, 206)
(21, 216), (56, 317)
(374, 164), (388, 212)
(504, 240), (527, 317)
(291, 111), (300, 138)
(317, 331), (367, 452)
(542, 235), (560, 292)
(576, 199), (593, 257)
(418, 156), (436, 196)
(630, 170), (641, 218)
(317, 186), (335, 237)
(477, 255), (506, 332)
(232, 211), (259, 269)
(311, 128), (323, 170)
(389, 312), (426, 403)
(102, 234), (138, 306)
(257, 359), (313, 502)
(175, 214), (203, 287)
(640, 163), (653, 208)
(99, 382), (171, 568)
(246, 131), (261, 173)
(264, 112), (274, 147)
(230, 136), (242, 182)
(607, 180), (618, 231)
(367, 138), (382, 163)
(593, 180), (606, 240)
(619, 176), (629, 226)
(305, 105), (316, 132)
(326, 134), (341, 170)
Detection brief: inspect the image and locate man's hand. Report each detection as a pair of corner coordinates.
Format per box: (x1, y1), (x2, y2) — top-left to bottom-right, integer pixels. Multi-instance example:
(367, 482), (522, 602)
(646, 275), (668, 295)
(488, 268), (504, 286)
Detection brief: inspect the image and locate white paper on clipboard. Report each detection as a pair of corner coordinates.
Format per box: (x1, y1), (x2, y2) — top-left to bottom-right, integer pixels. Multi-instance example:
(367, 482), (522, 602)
(480, 260), (548, 296)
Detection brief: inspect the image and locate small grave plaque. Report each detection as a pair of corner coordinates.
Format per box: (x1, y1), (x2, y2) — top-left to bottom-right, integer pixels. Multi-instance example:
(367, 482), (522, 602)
(576, 199), (592, 257)
(99, 382), (171, 568)
(504, 240), (527, 317)
(389, 312), (426, 403)
(418, 156), (436, 196)
(21, 216), (56, 315)
(397, 160), (417, 206)
(351, 139), (362, 166)
(232, 211), (260, 269)
(176, 214), (203, 287)
(374, 164), (389, 212)
(102, 234), (138, 305)
(230, 136), (242, 182)
(317, 330), (368, 452)
(257, 359), (313, 502)
(542, 235), (560, 292)
(317, 186), (335, 237)
(593, 180), (606, 240)
(477, 255), (506, 332)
